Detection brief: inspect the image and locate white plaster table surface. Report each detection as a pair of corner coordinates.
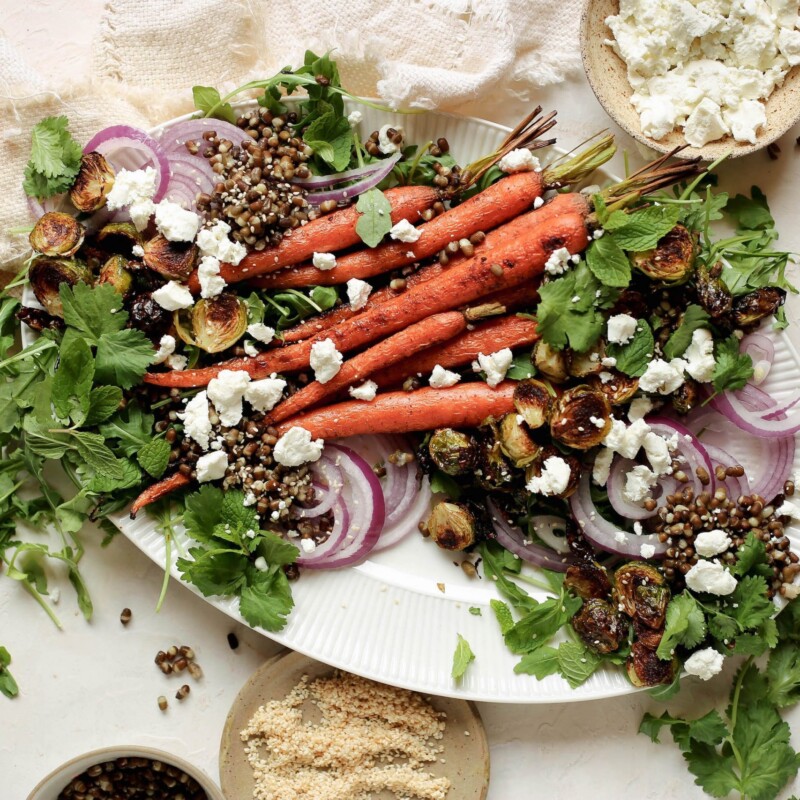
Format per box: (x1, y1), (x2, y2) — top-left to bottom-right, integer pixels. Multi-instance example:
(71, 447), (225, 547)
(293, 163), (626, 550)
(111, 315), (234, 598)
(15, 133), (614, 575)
(1, 4), (799, 798)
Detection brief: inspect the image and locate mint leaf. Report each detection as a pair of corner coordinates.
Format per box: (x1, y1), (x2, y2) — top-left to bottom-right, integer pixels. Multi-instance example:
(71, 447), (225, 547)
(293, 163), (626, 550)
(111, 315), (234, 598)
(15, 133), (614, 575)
(606, 205), (682, 251)
(586, 235), (631, 287)
(239, 567), (295, 632)
(478, 541), (537, 613)
(87, 458), (141, 493)
(355, 189), (393, 248)
(490, 599), (515, 635)
(23, 116), (82, 198)
(95, 329), (155, 389)
(663, 305), (710, 360)
(137, 438), (171, 479)
(712, 335), (754, 394)
(606, 320), (654, 377)
(303, 110), (353, 172)
(52, 337), (94, 423)
(192, 85), (236, 124)
(468, 606), (482, 616)
(514, 646), (559, 679)
(71, 431), (125, 480)
(556, 641), (601, 688)
(657, 592), (707, 660)
(84, 385), (123, 427)
(451, 633), (476, 681)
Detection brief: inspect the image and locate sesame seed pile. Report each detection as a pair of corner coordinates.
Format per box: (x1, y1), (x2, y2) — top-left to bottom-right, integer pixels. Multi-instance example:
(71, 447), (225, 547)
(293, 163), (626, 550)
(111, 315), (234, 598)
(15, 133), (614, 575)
(240, 672), (450, 800)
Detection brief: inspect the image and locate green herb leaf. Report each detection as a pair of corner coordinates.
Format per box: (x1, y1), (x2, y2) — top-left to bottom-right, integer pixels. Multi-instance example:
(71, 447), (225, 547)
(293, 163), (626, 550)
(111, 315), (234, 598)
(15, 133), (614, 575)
(309, 285), (339, 311)
(468, 606), (482, 616)
(255, 531), (300, 567)
(429, 469), (462, 499)
(60, 283), (125, 342)
(656, 592), (707, 660)
(239, 567), (295, 632)
(606, 205), (682, 252)
(23, 116), (82, 198)
(478, 541), (537, 613)
(51, 336), (94, 423)
(503, 590), (582, 654)
(99, 404), (155, 457)
(0, 647), (19, 699)
(766, 642), (800, 708)
(663, 305), (710, 360)
(731, 531), (769, 577)
(555, 641), (601, 688)
(244, 292), (266, 325)
(87, 458), (141, 493)
(712, 335), (754, 394)
(727, 187), (774, 230)
(514, 646), (560, 679)
(606, 320), (654, 377)
(192, 85), (236, 124)
(177, 548), (248, 596)
(506, 350), (536, 380)
(639, 710), (727, 749)
(84, 386), (123, 427)
(182, 485), (224, 544)
(586, 235), (631, 287)
(137, 438), (171, 479)
(71, 431), (125, 480)
(355, 188), (393, 248)
(303, 110), (353, 172)
(490, 599), (515, 635)
(95, 329), (156, 389)
(451, 633), (476, 681)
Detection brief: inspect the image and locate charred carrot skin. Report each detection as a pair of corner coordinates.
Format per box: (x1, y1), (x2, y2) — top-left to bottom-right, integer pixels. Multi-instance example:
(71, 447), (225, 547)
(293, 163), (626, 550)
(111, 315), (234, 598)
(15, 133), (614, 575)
(144, 193), (590, 388)
(130, 472), (192, 518)
(276, 382), (516, 439)
(246, 171), (547, 291)
(373, 314), (539, 389)
(267, 312), (467, 424)
(185, 185), (439, 292)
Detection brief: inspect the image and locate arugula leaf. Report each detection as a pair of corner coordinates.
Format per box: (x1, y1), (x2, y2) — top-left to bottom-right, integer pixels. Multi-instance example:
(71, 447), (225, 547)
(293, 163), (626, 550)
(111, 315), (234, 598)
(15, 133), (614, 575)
(303, 110), (353, 172)
(727, 187), (773, 230)
(23, 116), (82, 198)
(244, 292), (266, 325)
(0, 647), (19, 699)
(712, 335), (754, 394)
(605, 205), (682, 251)
(137, 438), (171, 479)
(192, 85), (236, 124)
(680, 189), (728, 232)
(503, 590), (582, 654)
(663, 305), (710, 360)
(555, 641), (601, 688)
(606, 320), (654, 377)
(514, 646), (560, 679)
(355, 189), (393, 248)
(477, 541), (537, 613)
(309, 285), (339, 312)
(586, 235), (631, 287)
(451, 633), (476, 681)
(656, 592), (707, 660)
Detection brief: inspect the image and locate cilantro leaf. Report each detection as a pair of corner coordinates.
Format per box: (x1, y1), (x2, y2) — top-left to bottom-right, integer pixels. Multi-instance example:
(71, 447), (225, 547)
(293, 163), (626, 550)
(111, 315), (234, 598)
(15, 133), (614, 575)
(0, 647), (19, 699)
(303, 110), (353, 172)
(731, 531), (769, 577)
(177, 548), (248, 596)
(639, 710), (727, 749)
(60, 283), (126, 341)
(23, 116), (82, 198)
(555, 641), (601, 688)
(355, 189), (393, 248)
(712, 335), (754, 394)
(586, 235), (631, 287)
(683, 742), (740, 798)
(766, 642), (800, 708)
(451, 633), (476, 681)
(605, 205), (682, 252)
(663, 305), (710, 360)
(727, 575), (774, 632)
(239, 567), (295, 632)
(99, 404), (155, 457)
(505, 350), (536, 380)
(137, 438), (171, 479)
(514, 646), (560, 679)
(606, 320), (654, 377)
(657, 592), (707, 660)
(182, 485), (225, 545)
(95, 329), (155, 389)
(192, 85), (236, 124)
(255, 531), (300, 567)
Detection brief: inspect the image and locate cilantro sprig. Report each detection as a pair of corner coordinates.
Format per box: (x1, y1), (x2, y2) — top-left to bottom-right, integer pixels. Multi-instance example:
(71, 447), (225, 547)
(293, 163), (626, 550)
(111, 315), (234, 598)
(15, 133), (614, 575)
(22, 116), (83, 199)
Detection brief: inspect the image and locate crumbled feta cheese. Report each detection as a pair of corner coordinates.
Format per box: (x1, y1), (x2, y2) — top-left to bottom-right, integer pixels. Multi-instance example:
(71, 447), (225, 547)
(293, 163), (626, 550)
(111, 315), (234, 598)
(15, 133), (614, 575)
(347, 110), (363, 127)
(105, 167), (157, 224)
(497, 148), (541, 173)
(590, 415), (606, 429)
(638, 358), (686, 394)
(533, 196), (545, 209)
(254, 556), (268, 572)
(593, 228), (605, 239)
(593, 447), (615, 485)
(472, 348), (513, 388)
(196, 450), (228, 483)
(599, 371), (615, 384)
(623, 464), (659, 502)
(273, 426), (324, 467)
(685, 559), (738, 595)
(695, 529), (731, 557)
(129, 199), (156, 232)
(643, 431), (672, 475)
(152, 281), (193, 311)
(132, 244), (145, 258)
(207, 369), (251, 427)
(571, 295), (581, 303)
(389, 218), (421, 243)
(683, 327), (715, 382)
(312, 252), (337, 270)
(244, 377), (286, 413)
(243, 340), (259, 357)
(247, 323), (275, 344)
(166, 353), (187, 371)
(310, 338), (343, 384)
(198, 255), (226, 299)
(346, 278), (372, 311)
(613, 418), (652, 460)
(179, 391), (211, 450)
(300, 538), (317, 554)
(544, 247), (571, 276)
(377, 124), (402, 155)
(601, 356), (617, 367)
(606, 313), (638, 345)
(154, 201), (200, 242)
(684, 97), (730, 148)
(640, 543), (656, 559)
(777, 499), (800, 519)
(429, 364), (461, 388)
(153, 334), (176, 365)
(634, 522), (643, 535)
(196, 220), (247, 265)
(628, 396), (655, 422)
(684, 647), (725, 680)
(349, 380), (378, 401)
(615, 530), (628, 544)
(526, 456), (572, 496)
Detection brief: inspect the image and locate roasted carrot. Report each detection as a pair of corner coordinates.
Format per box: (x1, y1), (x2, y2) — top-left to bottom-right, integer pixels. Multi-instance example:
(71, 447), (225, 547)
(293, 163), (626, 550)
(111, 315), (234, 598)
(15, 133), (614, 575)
(130, 472), (192, 518)
(144, 193), (590, 388)
(275, 382), (516, 439)
(373, 314), (539, 389)
(186, 185), (439, 292)
(267, 312), (466, 424)
(245, 171), (546, 290)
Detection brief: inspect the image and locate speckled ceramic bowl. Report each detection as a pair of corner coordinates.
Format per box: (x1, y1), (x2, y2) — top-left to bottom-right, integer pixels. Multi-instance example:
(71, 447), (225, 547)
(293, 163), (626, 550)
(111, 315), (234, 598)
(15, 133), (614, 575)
(27, 745), (225, 800)
(581, 0), (800, 160)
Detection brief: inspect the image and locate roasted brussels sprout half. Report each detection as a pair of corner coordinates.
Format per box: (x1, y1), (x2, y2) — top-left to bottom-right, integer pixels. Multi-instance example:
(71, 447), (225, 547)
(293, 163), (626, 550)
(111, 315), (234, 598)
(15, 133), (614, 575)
(572, 599), (627, 654)
(614, 563), (670, 630)
(564, 562), (612, 600)
(630, 224), (696, 285)
(177, 293), (247, 353)
(143, 234), (199, 280)
(513, 378), (554, 429)
(732, 287), (785, 328)
(567, 340), (605, 378)
(626, 641), (677, 687)
(29, 212), (85, 257)
(424, 501), (477, 551)
(474, 433), (516, 491)
(695, 263), (733, 320)
(97, 255), (133, 296)
(498, 413), (541, 467)
(633, 619), (664, 650)
(671, 378), (701, 415)
(428, 429), (477, 476)
(550, 385), (612, 450)
(587, 372), (640, 406)
(97, 221), (143, 251)
(69, 151), (115, 212)
(533, 340), (568, 383)
(525, 446), (580, 499)
(29, 257), (91, 317)
(128, 291), (173, 342)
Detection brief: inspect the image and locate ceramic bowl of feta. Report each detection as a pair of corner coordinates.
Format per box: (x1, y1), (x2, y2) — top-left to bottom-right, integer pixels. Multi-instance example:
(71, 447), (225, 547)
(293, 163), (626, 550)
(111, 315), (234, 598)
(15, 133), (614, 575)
(581, 0), (800, 160)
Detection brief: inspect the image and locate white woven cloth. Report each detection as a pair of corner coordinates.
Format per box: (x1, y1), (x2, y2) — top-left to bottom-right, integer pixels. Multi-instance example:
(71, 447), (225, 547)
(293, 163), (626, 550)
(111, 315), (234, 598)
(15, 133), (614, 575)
(0, 0), (581, 265)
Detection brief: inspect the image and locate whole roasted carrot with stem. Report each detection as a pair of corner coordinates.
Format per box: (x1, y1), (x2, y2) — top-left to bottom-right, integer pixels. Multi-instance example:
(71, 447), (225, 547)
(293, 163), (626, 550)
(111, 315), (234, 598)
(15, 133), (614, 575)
(275, 382), (516, 439)
(130, 472), (191, 518)
(186, 185), (438, 293)
(245, 135), (618, 291)
(145, 198), (589, 388)
(373, 314), (539, 389)
(267, 312), (467, 424)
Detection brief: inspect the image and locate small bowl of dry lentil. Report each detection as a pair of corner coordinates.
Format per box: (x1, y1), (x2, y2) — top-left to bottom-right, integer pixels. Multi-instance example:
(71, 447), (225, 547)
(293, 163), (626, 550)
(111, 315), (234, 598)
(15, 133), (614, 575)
(27, 745), (224, 800)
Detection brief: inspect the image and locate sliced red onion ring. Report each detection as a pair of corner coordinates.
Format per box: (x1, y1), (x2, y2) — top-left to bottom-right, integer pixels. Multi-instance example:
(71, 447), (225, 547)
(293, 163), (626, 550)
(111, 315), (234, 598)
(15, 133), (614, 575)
(84, 125), (170, 203)
(711, 389), (800, 437)
(373, 474), (433, 552)
(295, 498), (349, 566)
(741, 332), (774, 385)
(293, 152), (402, 189)
(26, 195), (60, 220)
(569, 470), (667, 560)
(156, 118), (249, 153)
(305, 155), (402, 206)
(528, 515), (571, 554)
(295, 457), (343, 519)
(607, 457), (660, 521)
(487, 499), (576, 572)
(648, 417), (714, 490)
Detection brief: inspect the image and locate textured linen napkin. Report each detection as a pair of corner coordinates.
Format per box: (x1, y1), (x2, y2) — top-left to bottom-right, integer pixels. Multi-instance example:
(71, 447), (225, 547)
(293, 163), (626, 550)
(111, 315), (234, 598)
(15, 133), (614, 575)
(0, 0), (581, 266)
